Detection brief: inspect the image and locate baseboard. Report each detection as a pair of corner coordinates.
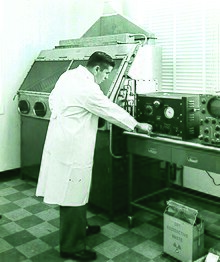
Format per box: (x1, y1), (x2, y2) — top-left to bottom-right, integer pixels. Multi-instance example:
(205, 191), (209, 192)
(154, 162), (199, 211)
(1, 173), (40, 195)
(0, 168), (20, 182)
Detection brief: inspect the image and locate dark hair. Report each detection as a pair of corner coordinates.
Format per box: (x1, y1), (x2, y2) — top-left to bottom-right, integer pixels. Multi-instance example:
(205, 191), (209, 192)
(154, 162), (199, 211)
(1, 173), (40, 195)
(86, 51), (115, 70)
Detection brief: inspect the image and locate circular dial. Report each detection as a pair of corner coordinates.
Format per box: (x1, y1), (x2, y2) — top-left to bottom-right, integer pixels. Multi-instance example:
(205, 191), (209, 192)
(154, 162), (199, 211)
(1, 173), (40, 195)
(164, 106), (174, 119)
(207, 96), (220, 118)
(145, 105), (153, 116)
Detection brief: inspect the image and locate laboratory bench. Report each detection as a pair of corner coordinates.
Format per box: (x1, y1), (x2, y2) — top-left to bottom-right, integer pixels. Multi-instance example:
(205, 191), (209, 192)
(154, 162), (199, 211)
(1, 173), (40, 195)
(124, 131), (220, 238)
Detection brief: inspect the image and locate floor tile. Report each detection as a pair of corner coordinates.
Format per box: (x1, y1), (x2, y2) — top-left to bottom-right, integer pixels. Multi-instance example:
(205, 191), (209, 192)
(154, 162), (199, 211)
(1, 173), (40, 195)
(101, 222), (128, 238)
(4, 179), (26, 187)
(4, 230), (36, 247)
(47, 217), (60, 228)
(0, 182), (8, 190)
(114, 231), (147, 248)
(27, 221), (58, 238)
(14, 197), (39, 208)
(0, 238), (13, 253)
(113, 249), (150, 262)
(0, 202), (20, 213)
(132, 240), (162, 259)
(22, 188), (36, 197)
(87, 233), (109, 248)
(0, 247), (27, 262)
(87, 213), (110, 228)
(0, 221), (23, 237)
(16, 239), (51, 258)
(30, 249), (63, 262)
(94, 239), (129, 259)
(131, 222), (162, 239)
(4, 208), (32, 221)
(35, 208), (59, 221)
(0, 175), (220, 261)
(3, 192), (28, 202)
(0, 196), (10, 205)
(0, 214), (10, 225)
(15, 215), (44, 229)
(40, 231), (59, 247)
(25, 202), (51, 214)
(0, 187), (19, 197)
(13, 183), (35, 191)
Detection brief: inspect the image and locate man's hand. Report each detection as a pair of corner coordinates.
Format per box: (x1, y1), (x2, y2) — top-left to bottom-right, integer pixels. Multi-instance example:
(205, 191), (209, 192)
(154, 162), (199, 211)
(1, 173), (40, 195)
(135, 122), (153, 135)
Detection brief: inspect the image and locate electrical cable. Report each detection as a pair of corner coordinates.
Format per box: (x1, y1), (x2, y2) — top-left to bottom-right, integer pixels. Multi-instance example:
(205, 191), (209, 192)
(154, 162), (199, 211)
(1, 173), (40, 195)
(109, 79), (133, 159)
(109, 123), (123, 159)
(205, 170), (220, 186)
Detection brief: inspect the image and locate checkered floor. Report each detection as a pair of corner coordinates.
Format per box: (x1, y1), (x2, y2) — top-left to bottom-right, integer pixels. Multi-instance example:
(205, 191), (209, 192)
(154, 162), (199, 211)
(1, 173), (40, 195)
(0, 173), (220, 262)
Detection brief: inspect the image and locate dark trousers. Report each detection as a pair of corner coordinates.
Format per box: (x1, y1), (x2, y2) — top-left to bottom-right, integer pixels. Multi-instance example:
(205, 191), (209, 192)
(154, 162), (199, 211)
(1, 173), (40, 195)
(60, 205), (87, 253)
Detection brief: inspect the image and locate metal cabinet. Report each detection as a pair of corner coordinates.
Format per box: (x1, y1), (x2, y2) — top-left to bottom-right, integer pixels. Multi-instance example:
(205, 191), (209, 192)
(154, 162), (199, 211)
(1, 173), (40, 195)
(89, 130), (128, 219)
(126, 132), (220, 173)
(172, 147), (218, 173)
(20, 117), (48, 180)
(127, 135), (172, 162)
(124, 131), (220, 231)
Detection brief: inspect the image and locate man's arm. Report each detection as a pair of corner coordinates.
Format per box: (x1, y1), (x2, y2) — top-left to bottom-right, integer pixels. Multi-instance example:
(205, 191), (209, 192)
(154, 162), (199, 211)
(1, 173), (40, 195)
(84, 86), (153, 133)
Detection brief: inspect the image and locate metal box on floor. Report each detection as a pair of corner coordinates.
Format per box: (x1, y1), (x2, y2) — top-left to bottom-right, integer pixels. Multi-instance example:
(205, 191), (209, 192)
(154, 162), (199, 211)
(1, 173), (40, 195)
(164, 200), (204, 261)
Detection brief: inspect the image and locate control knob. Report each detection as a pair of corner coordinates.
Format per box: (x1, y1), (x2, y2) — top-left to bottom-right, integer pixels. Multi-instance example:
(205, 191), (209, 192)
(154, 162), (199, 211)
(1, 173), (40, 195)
(212, 119), (217, 124)
(145, 105), (153, 116)
(216, 125), (220, 131)
(204, 136), (209, 142)
(198, 134), (203, 140)
(216, 139), (220, 145)
(201, 98), (206, 104)
(215, 133), (220, 138)
(204, 128), (209, 134)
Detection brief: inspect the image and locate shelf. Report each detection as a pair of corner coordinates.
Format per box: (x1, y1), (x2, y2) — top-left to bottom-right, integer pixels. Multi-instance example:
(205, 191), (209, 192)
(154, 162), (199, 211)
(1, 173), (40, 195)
(130, 185), (220, 238)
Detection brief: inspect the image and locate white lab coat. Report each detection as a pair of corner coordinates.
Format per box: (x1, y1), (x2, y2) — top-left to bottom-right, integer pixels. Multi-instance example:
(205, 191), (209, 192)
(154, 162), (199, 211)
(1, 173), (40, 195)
(36, 65), (137, 206)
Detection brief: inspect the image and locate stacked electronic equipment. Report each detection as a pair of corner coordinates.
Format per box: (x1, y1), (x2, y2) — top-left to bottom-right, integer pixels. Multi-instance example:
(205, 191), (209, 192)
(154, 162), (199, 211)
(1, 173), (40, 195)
(136, 92), (220, 147)
(198, 94), (220, 146)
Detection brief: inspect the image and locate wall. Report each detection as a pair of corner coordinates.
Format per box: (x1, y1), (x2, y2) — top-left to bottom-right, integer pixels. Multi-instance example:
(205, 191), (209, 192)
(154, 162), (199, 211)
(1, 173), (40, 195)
(0, 0), (103, 172)
(121, 0), (220, 196)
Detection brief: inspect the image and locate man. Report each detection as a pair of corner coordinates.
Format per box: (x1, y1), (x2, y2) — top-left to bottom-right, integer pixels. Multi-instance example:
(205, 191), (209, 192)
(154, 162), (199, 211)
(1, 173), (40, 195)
(36, 51), (152, 261)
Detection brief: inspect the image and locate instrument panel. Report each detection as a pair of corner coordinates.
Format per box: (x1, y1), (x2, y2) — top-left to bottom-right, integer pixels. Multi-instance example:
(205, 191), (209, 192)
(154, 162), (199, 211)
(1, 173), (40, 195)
(199, 94), (220, 146)
(136, 92), (200, 140)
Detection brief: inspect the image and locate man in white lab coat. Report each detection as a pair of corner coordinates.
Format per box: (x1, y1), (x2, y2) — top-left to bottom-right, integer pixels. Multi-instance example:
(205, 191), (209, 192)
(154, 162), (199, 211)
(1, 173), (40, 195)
(36, 51), (152, 261)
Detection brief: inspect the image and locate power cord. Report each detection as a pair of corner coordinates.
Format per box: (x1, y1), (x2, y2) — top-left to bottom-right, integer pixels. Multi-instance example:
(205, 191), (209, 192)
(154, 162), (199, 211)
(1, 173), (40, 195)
(205, 170), (220, 186)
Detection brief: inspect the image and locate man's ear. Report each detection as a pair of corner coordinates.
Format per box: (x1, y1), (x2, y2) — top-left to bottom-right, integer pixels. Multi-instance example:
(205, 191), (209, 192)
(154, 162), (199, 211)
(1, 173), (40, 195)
(94, 65), (100, 74)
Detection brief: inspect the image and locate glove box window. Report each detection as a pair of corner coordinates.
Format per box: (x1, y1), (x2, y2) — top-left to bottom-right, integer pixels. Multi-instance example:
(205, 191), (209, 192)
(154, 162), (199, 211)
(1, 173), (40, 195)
(20, 60), (71, 93)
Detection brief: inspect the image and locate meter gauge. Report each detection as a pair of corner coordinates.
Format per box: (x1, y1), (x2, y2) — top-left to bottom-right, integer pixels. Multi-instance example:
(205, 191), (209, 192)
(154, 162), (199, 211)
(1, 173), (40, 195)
(207, 96), (220, 118)
(164, 106), (174, 119)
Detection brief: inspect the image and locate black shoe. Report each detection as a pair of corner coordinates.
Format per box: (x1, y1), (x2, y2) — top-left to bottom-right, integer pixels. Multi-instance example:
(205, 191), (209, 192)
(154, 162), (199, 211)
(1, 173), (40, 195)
(60, 250), (97, 261)
(86, 225), (101, 236)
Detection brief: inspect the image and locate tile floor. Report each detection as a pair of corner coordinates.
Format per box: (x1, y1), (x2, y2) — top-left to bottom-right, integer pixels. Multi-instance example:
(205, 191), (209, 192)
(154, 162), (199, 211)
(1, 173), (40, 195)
(0, 173), (220, 262)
